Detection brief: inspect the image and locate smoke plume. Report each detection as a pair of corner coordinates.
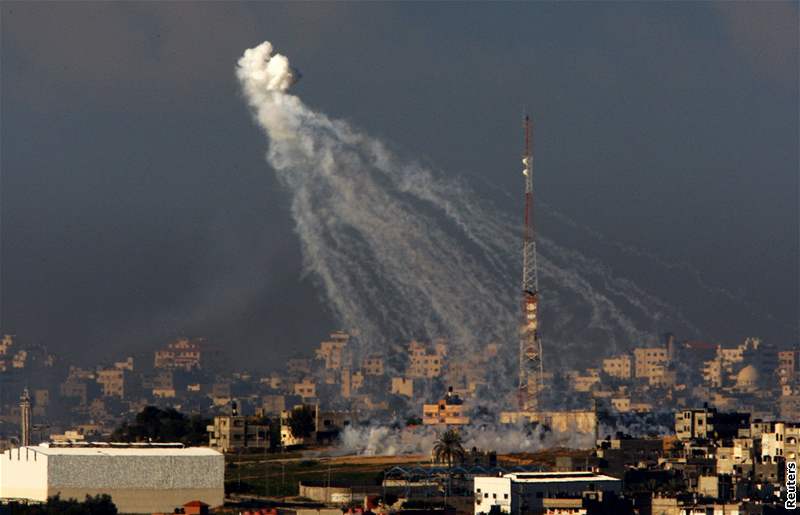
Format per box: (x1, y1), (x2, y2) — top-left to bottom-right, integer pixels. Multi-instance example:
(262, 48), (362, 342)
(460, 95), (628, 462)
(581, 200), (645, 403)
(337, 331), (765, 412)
(236, 41), (699, 372)
(336, 424), (595, 456)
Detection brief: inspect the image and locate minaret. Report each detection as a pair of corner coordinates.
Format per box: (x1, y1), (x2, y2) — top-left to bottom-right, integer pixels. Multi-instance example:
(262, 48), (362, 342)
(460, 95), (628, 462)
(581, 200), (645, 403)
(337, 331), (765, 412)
(518, 115), (544, 412)
(20, 388), (31, 447)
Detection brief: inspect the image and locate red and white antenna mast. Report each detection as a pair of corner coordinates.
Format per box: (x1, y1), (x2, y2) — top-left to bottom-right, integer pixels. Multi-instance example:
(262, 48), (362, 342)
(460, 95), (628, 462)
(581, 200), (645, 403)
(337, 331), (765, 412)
(519, 114), (544, 412)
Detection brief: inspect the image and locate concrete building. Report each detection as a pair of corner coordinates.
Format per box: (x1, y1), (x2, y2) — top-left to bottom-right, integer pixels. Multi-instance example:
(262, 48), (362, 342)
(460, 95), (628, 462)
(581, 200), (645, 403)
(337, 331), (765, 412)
(391, 377), (414, 398)
(474, 472), (621, 515)
(260, 394), (286, 415)
(422, 388), (469, 427)
(207, 415), (270, 453)
(702, 338), (766, 390)
(361, 356), (384, 376)
(0, 443), (223, 513)
(0, 335), (13, 371)
(96, 368), (126, 398)
(759, 421), (800, 462)
(703, 358), (723, 387)
(778, 349), (799, 385)
(602, 355), (632, 380)
(279, 406), (354, 447)
(154, 337), (202, 371)
(499, 410), (598, 437)
(407, 340), (447, 379)
(0, 335), (13, 355)
(572, 369), (600, 392)
(675, 406), (750, 441)
(287, 357), (311, 377)
(113, 357), (134, 371)
(633, 347), (668, 381)
(293, 378), (316, 400)
(315, 331), (350, 370)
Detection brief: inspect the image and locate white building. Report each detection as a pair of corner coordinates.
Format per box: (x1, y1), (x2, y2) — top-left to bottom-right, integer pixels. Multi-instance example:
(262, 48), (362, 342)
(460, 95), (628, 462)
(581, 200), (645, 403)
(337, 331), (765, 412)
(0, 443), (223, 513)
(761, 422), (800, 462)
(474, 471), (622, 515)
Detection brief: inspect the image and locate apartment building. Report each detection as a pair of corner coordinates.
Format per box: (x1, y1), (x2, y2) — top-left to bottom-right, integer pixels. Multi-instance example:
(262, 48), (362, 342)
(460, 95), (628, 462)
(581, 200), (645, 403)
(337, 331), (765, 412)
(602, 354), (632, 380)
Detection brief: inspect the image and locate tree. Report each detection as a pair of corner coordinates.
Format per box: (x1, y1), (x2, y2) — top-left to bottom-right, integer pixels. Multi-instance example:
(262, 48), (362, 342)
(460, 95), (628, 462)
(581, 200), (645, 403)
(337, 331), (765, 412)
(288, 405), (316, 439)
(10, 494), (117, 515)
(433, 429), (465, 468)
(111, 406), (209, 446)
(405, 416), (423, 426)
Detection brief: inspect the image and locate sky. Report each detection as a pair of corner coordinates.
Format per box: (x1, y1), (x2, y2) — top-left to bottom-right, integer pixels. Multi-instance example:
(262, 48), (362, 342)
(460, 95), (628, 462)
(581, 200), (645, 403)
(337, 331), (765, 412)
(1, 2), (798, 368)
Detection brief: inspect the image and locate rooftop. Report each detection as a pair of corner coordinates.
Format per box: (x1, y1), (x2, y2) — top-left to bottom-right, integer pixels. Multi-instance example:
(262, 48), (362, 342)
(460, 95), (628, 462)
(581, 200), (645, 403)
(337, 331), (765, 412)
(503, 472), (621, 483)
(6, 443), (221, 457)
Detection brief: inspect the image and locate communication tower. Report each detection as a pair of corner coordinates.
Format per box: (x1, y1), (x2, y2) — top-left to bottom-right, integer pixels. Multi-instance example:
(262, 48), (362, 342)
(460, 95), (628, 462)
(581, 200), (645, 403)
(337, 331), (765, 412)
(518, 115), (544, 412)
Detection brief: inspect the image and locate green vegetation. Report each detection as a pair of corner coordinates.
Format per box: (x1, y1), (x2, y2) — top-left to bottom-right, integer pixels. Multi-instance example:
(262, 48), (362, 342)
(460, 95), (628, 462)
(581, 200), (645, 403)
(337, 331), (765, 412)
(110, 406), (210, 445)
(433, 429), (465, 467)
(405, 416), (423, 426)
(6, 494), (117, 515)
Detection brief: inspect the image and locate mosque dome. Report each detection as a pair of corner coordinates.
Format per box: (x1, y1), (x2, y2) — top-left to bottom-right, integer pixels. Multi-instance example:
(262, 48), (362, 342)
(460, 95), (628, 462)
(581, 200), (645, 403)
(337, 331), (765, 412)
(736, 365), (759, 388)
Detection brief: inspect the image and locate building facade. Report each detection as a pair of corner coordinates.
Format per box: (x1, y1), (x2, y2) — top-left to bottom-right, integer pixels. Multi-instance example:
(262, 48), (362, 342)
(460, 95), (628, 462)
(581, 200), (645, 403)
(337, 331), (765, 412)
(0, 443), (223, 514)
(474, 472), (622, 515)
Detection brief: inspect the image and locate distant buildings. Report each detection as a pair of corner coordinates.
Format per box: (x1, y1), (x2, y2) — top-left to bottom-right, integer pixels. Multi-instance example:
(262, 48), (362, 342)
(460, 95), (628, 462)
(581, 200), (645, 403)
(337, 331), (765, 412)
(675, 405), (750, 440)
(407, 339), (447, 379)
(315, 331), (350, 370)
(361, 355), (384, 376)
(391, 377), (414, 398)
(154, 337), (203, 371)
(96, 368), (126, 398)
(207, 413), (269, 453)
(633, 347), (668, 383)
(293, 378), (317, 401)
(278, 404), (356, 447)
(602, 354), (632, 380)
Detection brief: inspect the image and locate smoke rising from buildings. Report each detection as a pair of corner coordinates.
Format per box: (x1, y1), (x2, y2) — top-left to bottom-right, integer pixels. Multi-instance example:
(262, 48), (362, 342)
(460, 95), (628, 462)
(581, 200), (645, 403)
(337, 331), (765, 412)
(236, 41), (699, 371)
(336, 424), (595, 456)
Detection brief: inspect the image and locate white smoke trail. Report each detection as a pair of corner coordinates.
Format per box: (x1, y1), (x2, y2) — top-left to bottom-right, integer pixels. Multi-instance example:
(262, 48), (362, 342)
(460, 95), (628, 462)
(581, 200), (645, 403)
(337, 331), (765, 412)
(236, 41), (699, 372)
(336, 424), (595, 456)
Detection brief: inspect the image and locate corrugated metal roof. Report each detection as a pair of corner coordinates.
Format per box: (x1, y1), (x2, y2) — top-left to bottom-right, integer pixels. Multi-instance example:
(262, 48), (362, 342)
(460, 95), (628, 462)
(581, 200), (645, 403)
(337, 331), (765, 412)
(503, 472), (620, 483)
(11, 444), (220, 457)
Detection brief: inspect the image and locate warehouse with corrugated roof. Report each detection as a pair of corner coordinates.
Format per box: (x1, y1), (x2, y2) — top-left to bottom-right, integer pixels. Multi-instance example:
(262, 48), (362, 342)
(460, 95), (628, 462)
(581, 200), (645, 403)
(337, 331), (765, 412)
(0, 442), (224, 514)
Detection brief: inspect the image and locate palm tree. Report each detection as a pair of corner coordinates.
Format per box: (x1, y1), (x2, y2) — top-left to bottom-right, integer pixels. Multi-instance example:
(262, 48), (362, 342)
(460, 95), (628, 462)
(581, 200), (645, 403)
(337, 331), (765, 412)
(433, 429), (465, 468)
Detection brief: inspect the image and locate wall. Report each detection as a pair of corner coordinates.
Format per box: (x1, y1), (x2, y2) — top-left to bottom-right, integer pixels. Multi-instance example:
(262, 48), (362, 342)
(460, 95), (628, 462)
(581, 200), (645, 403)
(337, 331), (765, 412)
(0, 447), (49, 501)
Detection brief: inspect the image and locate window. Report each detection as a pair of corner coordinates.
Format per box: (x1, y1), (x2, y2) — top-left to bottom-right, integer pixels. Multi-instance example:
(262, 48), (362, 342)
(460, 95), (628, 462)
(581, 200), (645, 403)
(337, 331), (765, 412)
(492, 494), (496, 499)
(504, 494), (509, 499)
(484, 493), (488, 499)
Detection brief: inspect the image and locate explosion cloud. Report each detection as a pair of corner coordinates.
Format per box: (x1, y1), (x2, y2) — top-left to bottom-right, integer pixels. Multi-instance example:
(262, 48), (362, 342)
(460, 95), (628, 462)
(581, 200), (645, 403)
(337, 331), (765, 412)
(236, 41), (698, 373)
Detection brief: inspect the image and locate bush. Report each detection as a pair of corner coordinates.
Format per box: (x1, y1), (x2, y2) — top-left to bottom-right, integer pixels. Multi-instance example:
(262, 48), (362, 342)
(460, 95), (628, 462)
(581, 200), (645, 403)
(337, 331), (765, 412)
(110, 406), (210, 445)
(9, 494), (117, 515)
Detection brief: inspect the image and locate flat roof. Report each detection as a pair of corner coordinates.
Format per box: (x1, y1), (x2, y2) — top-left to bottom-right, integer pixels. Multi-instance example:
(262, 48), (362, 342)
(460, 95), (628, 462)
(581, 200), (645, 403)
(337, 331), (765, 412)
(6, 445), (221, 457)
(503, 472), (620, 483)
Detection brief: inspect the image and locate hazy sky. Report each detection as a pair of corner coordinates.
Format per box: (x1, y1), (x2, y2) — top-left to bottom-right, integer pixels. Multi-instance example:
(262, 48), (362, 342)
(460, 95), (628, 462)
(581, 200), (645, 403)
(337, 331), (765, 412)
(1, 2), (797, 367)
